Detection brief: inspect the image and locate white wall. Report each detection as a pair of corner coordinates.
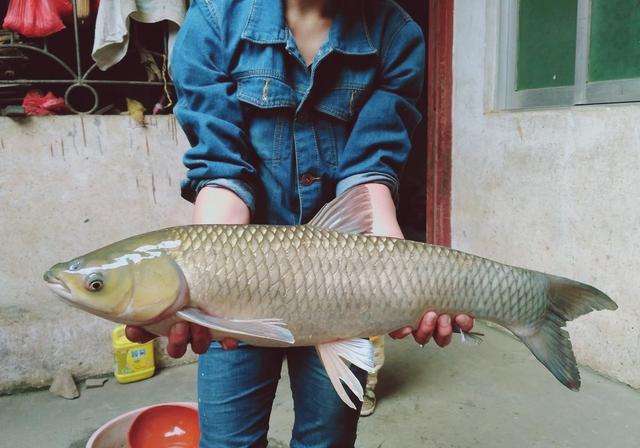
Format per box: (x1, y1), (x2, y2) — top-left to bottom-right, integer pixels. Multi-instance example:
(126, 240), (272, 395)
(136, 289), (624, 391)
(452, 0), (639, 387)
(0, 116), (196, 393)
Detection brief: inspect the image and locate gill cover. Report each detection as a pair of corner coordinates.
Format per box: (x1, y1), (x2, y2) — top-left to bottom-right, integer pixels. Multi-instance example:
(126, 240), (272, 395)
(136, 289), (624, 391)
(115, 246), (186, 323)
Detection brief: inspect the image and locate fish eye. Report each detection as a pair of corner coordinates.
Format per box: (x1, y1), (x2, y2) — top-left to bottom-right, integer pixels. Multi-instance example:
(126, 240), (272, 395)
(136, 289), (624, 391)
(85, 272), (104, 292)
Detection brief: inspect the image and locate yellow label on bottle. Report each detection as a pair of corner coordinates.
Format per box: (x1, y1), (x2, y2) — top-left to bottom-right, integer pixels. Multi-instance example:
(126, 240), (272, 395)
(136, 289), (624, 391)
(112, 325), (155, 383)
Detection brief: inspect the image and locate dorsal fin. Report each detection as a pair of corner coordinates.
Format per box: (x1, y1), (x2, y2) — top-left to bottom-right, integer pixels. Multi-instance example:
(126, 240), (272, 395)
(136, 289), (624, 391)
(306, 185), (373, 234)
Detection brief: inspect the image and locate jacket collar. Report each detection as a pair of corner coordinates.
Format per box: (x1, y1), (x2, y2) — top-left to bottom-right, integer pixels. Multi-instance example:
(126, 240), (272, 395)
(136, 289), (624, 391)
(241, 0), (377, 55)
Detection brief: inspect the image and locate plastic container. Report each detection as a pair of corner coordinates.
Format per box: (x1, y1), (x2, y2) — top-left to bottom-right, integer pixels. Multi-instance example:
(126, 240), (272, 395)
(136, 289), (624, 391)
(112, 325), (155, 384)
(85, 402), (198, 448)
(128, 404), (200, 448)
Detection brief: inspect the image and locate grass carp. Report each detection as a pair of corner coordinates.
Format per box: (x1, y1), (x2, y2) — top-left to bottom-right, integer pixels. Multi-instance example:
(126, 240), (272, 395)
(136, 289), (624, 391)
(44, 186), (617, 408)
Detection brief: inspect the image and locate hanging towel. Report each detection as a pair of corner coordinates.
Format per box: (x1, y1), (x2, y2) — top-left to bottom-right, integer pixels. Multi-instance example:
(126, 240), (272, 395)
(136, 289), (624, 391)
(92, 0), (186, 71)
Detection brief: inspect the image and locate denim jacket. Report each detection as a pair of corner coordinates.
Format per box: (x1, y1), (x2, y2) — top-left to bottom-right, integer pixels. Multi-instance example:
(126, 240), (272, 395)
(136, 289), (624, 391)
(172, 0), (425, 224)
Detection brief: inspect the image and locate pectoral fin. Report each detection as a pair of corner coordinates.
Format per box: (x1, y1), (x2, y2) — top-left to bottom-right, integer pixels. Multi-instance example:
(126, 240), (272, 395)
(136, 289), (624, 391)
(316, 338), (375, 409)
(176, 308), (295, 345)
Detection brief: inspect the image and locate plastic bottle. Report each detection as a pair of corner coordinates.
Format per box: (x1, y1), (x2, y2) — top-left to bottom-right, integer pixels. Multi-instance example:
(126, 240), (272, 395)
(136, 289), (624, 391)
(112, 325), (155, 384)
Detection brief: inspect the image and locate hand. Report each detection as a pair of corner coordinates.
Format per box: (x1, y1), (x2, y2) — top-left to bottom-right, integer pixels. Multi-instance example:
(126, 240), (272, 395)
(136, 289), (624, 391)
(388, 313), (475, 347)
(360, 183), (476, 348)
(125, 323), (240, 358)
(124, 186), (249, 358)
(190, 186), (250, 353)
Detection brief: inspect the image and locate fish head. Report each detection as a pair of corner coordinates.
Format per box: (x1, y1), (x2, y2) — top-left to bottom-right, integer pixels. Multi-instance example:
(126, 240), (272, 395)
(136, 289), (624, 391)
(44, 236), (187, 325)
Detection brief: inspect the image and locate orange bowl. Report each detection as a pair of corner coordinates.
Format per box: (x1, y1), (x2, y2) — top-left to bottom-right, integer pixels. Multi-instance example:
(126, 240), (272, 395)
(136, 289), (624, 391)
(127, 404), (200, 448)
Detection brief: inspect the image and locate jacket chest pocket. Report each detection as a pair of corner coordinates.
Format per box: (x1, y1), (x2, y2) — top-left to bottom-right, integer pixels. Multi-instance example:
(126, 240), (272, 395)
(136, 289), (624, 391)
(311, 86), (369, 168)
(314, 86), (368, 122)
(236, 76), (296, 165)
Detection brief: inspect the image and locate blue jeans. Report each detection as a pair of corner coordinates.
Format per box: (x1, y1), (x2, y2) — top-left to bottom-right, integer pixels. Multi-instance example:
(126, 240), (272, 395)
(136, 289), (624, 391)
(197, 343), (367, 447)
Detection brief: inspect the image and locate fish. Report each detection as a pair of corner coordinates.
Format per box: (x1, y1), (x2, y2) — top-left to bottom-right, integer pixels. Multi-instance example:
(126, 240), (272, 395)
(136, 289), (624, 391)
(44, 185), (617, 409)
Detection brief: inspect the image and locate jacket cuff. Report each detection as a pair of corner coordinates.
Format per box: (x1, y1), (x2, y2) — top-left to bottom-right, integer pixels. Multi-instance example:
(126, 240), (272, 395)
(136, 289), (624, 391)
(181, 178), (256, 217)
(336, 172), (399, 202)
(201, 179), (256, 217)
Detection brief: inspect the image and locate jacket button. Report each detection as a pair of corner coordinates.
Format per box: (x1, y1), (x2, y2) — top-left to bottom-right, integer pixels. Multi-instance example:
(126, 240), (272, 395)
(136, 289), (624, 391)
(300, 173), (319, 186)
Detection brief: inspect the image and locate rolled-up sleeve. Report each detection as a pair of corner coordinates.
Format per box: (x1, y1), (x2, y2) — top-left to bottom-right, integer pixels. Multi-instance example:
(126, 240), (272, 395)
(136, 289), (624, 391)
(336, 20), (425, 200)
(172, 1), (257, 214)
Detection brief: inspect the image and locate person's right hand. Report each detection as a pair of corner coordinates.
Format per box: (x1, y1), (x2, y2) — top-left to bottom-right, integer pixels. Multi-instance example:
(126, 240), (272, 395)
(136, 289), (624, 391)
(126, 186), (249, 358)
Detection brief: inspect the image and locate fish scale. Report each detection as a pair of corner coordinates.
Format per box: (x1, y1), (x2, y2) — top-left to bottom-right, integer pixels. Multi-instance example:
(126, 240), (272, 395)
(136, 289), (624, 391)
(165, 225), (549, 345)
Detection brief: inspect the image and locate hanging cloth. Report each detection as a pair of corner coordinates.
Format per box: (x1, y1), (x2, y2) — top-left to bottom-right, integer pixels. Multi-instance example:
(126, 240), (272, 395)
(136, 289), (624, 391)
(91, 0), (187, 71)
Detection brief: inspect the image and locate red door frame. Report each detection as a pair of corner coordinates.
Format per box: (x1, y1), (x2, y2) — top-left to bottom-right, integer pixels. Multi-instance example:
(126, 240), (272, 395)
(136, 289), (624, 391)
(425, 0), (453, 247)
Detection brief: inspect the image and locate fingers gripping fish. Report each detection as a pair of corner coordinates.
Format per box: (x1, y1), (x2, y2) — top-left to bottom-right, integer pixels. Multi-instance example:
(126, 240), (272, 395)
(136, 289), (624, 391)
(44, 186), (617, 409)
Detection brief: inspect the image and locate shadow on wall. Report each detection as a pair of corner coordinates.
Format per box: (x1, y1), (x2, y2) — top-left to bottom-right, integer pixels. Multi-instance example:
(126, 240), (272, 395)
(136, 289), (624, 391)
(396, 0), (427, 243)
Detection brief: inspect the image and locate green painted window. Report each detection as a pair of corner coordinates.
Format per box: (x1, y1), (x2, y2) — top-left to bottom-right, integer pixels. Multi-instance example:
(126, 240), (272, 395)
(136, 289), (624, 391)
(588, 0), (640, 82)
(500, 0), (640, 108)
(517, 0), (578, 90)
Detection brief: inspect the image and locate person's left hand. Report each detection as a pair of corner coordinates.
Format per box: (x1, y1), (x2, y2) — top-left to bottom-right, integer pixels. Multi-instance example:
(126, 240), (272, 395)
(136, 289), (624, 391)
(363, 182), (475, 348)
(388, 313), (474, 347)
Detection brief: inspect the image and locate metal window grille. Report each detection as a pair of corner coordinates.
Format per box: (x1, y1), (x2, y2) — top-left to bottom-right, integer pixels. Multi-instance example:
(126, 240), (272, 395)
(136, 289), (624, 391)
(0, 0), (172, 114)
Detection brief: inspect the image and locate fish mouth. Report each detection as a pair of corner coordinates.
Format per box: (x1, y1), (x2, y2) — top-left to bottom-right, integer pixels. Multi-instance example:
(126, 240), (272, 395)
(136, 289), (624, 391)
(44, 272), (72, 301)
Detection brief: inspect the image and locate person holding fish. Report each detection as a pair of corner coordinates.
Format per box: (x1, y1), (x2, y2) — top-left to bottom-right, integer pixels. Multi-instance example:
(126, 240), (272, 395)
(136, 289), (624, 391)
(45, 0), (615, 437)
(126, 0), (475, 445)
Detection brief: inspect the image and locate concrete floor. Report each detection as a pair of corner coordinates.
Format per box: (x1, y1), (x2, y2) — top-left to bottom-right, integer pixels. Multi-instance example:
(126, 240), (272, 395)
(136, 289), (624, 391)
(1, 324), (638, 448)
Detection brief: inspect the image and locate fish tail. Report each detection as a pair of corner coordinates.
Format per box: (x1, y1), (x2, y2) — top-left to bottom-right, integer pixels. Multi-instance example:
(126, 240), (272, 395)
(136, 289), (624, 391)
(513, 276), (617, 391)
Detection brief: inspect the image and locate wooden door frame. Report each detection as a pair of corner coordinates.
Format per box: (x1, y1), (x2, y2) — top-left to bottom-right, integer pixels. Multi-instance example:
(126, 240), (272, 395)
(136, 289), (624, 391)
(425, 0), (453, 246)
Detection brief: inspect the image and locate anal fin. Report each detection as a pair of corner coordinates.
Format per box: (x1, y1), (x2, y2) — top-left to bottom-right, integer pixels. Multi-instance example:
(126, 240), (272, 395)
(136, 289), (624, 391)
(454, 327), (484, 345)
(176, 308), (295, 345)
(316, 338), (375, 409)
